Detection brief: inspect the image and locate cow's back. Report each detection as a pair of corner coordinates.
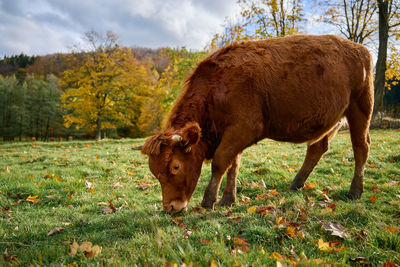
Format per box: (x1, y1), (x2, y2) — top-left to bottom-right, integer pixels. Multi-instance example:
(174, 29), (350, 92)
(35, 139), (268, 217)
(202, 35), (371, 144)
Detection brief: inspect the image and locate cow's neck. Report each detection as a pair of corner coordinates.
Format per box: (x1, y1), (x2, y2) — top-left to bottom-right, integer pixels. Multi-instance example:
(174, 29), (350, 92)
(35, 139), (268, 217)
(165, 84), (210, 159)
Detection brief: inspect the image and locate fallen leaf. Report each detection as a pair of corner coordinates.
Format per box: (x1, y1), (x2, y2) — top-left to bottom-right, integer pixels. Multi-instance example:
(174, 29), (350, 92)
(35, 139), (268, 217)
(229, 216), (242, 222)
(369, 163), (376, 168)
(278, 196), (285, 205)
(241, 195), (251, 203)
(84, 245), (102, 258)
(269, 189), (279, 196)
(89, 188), (95, 194)
(369, 196), (378, 203)
(321, 222), (351, 239)
(382, 262), (399, 267)
(137, 182), (158, 190)
(247, 206), (257, 213)
(304, 182), (315, 190)
(183, 229), (192, 238)
(233, 237), (248, 245)
(200, 239), (210, 245)
(248, 180), (266, 189)
(317, 239), (343, 253)
(210, 259), (217, 267)
(3, 248), (18, 264)
(108, 200), (117, 212)
(256, 193), (269, 201)
(84, 181), (93, 189)
(109, 182), (123, 188)
(356, 230), (368, 240)
(26, 195), (39, 203)
(328, 204), (337, 211)
(47, 227), (64, 236)
(389, 200), (400, 206)
(101, 206), (113, 214)
(286, 226), (296, 238)
(69, 240), (79, 256)
(347, 257), (368, 264)
(386, 226), (399, 234)
(372, 185), (379, 192)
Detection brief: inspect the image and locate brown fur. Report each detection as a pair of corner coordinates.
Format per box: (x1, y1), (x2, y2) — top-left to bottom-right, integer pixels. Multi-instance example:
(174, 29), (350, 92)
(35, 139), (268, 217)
(141, 34), (374, 212)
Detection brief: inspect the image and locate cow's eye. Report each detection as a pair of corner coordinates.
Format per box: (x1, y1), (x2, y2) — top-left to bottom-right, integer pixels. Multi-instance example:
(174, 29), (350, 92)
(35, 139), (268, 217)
(173, 165), (179, 170)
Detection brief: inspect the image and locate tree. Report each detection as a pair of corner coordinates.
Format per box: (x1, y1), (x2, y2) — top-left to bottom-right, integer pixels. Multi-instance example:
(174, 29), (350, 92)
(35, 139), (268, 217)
(374, 0), (400, 113)
(61, 31), (152, 140)
(319, 0), (378, 44)
(211, 0), (305, 49)
(138, 48), (206, 134)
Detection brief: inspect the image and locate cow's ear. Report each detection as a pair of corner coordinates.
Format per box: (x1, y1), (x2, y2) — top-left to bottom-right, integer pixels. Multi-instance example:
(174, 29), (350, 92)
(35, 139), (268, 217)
(141, 133), (169, 156)
(181, 122), (201, 147)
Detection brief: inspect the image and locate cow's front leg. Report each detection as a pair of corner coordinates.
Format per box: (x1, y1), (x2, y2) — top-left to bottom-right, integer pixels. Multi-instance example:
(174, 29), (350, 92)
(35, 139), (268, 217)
(201, 126), (246, 210)
(218, 154), (241, 207)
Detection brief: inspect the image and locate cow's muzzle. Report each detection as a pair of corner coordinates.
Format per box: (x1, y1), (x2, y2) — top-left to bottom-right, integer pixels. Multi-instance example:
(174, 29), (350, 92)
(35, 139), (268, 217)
(164, 200), (188, 213)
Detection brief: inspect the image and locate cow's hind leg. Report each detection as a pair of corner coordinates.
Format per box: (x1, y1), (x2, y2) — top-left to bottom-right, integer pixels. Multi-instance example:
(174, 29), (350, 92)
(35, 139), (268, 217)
(289, 123), (341, 190)
(346, 100), (372, 199)
(218, 153), (242, 207)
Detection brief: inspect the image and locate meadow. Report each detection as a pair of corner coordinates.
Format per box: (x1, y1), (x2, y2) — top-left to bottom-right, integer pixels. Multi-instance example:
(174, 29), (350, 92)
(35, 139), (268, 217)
(0, 129), (399, 266)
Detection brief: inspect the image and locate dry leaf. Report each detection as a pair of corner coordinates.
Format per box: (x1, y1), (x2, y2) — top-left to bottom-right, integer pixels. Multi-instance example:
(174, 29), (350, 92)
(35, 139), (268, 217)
(84, 181), (93, 189)
(247, 206), (257, 213)
(241, 195), (251, 203)
(47, 227), (64, 236)
(382, 262), (399, 267)
(386, 226), (399, 234)
(3, 248), (18, 264)
(233, 237), (248, 245)
(69, 240), (79, 256)
(229, 216), (242, 222)
(286, 226), (296, 238)
(369, 196), (378, 202)
(109, 182), (123, 188)
(137, 182), (158, 190)
(317, 239), (343, 253)
(278, 196), (285, 205)
(256, 193), (269, 201)
(200, 239), (210, 245)
(269, 189), (279, 196)
(183, 229), (192, 238)
(101, 206), (113, 214)
(248, 180), (266, 189)
(84, 245), (102, 258)
(321, 222), (351, 239)
(26, 195), (39, 203)
(304, 182), (315, 190)
(210, 259), (217, 267)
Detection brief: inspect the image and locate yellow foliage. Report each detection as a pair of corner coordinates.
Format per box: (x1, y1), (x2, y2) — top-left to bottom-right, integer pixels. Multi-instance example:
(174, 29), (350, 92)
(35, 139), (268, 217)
(61, 43), (153, 137)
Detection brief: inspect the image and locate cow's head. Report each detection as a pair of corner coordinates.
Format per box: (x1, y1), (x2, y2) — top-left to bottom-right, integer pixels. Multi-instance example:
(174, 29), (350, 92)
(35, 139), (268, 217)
(139, 123), (203, 213)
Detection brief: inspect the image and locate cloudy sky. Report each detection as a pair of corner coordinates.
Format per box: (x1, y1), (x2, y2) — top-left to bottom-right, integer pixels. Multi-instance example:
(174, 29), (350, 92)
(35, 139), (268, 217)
(0, 0), (334, 56)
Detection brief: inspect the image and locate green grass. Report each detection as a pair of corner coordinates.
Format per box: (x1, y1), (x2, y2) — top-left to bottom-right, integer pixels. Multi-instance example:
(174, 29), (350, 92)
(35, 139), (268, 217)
(0, 129), (399, 266)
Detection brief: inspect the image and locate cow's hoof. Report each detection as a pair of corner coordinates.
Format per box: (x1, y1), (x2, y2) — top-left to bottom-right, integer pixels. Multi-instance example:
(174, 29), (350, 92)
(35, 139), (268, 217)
(218, 197), (235, 207)
(347, 190), (362, 200)
(288, 182), (303, 191)
(201, 199), (215, 210)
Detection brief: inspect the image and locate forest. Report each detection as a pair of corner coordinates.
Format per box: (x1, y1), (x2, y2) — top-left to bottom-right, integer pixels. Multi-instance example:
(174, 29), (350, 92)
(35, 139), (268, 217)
(0, 0), (399, 141)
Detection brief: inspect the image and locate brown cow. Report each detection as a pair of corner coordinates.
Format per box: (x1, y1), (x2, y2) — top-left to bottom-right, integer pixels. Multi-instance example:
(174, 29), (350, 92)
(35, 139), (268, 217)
(137, 34), (374, 213)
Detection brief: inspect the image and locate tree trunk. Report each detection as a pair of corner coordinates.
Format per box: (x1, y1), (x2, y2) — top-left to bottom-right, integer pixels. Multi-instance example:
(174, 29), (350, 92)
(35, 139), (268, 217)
(95, 119), (101, 141)
(374, 0), (389, 114)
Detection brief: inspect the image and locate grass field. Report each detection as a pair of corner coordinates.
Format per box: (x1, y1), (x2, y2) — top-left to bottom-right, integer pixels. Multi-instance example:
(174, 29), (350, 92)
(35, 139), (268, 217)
(1, 129), (400, 266)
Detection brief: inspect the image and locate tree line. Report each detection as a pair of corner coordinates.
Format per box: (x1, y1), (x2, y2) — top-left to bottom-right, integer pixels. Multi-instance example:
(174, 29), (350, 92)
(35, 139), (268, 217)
(0, 32), (205, 141)
(1, 0), (400, 141)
